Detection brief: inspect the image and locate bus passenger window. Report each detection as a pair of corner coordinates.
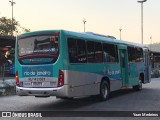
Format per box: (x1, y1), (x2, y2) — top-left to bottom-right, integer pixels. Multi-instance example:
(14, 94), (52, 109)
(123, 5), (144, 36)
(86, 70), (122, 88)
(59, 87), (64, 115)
(103, 43), (118, 63)
(86, 41), (95, 63)
(68, 38), (78, 63)
(77, 40), (87, 63)
(95, 42), (103, 63)
(120, 52), (125, 68)
(127, 46), (143, 62)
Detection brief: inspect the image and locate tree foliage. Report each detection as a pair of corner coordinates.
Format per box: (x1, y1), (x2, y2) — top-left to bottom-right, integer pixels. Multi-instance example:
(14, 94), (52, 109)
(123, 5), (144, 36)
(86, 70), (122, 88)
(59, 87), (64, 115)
(0, 17), (30, 36)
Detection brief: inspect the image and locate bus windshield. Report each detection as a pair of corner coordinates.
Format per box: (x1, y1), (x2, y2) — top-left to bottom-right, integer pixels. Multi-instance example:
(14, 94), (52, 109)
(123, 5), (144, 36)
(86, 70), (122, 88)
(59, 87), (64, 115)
(17, 34), (59, 65)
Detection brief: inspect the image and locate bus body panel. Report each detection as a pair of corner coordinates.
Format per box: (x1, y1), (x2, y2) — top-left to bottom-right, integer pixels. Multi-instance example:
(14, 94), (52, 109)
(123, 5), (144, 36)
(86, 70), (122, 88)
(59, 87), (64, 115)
(64, 69), (121, 97)
(65, 63), (122, 91)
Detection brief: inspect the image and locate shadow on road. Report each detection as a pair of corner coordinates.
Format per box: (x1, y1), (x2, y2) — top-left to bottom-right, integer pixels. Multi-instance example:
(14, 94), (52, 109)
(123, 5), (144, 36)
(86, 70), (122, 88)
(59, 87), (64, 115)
(35, 96), (101, 110)
(109, 88), (135, 99)
(34, 88), (141, 111)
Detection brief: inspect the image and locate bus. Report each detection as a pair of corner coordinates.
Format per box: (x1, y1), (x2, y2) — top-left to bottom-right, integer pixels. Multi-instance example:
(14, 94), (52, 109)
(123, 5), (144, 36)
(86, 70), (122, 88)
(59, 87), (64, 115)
(15, 30), (151, 100)
(150, 51), (160, 78)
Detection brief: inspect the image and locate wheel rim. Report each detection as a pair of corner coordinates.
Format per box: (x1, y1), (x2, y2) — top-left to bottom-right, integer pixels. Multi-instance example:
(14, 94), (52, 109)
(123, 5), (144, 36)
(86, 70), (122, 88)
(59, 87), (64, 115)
(102, 83), (108, 99)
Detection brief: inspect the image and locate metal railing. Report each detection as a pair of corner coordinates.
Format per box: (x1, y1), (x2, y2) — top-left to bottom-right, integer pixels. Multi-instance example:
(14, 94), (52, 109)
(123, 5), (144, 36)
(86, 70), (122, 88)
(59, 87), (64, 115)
(0, 64), (6, 81)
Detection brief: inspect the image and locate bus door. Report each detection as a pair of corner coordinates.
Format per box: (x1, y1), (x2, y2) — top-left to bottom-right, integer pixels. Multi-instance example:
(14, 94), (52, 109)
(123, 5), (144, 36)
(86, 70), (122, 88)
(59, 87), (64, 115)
(143, 48), (151, 83)
(119, 47), (128, 87)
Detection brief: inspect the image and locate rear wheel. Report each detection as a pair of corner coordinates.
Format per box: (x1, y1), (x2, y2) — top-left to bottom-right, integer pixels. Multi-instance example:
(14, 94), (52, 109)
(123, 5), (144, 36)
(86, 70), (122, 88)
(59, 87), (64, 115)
(133, 79), (142, 91)
(99, 80), (110, 101)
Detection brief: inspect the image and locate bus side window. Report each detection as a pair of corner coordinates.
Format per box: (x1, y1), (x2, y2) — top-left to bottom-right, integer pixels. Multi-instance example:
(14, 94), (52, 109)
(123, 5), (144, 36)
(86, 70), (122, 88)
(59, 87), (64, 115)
(128, 46), (143, 63)
(128, 46), (135, 62)
(86, 41), (95, 63)
(120, 52), (125, 68)
(77, 40), (87, 63)
(68, 38), (78, 63)
(127, 46), (132, 62)
(103, 43), (118, 63)
(95, 42), (103, 63)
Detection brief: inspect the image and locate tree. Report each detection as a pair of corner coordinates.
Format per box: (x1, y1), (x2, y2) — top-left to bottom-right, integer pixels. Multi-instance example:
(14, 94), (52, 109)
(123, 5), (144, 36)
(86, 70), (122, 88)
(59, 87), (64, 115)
(0, 17), (30, 36)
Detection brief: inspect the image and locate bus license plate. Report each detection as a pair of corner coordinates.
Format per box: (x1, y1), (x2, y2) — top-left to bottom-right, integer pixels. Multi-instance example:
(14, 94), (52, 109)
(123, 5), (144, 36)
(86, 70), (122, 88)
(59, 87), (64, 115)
(32, 82), (42, 87)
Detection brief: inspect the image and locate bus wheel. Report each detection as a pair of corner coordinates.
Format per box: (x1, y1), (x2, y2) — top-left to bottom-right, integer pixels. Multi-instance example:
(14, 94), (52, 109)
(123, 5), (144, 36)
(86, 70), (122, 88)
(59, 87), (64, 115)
(133, 80), (142, 91)
(99, 80), (110, 101)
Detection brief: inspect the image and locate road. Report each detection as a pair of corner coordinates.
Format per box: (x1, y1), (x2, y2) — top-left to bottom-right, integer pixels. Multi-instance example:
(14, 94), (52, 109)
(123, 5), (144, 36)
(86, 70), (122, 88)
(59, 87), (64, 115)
(0, 78), (160, 120)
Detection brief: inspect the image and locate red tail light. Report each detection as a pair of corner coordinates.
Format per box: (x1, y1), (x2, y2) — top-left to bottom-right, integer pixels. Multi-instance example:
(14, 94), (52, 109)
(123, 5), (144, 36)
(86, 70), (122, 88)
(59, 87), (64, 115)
(58, 70), (64, 87)
(15, 71), (19, 86)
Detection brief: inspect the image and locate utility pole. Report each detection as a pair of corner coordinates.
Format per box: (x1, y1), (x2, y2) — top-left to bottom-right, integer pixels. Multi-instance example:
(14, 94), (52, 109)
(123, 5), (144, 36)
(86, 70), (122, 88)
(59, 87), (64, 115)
(83, 19), (86, 32)
(9, 0), (16, 36)
(119, 27), (122, 40)
(150, 36), (152, 50)
(137, 0), (147, 44)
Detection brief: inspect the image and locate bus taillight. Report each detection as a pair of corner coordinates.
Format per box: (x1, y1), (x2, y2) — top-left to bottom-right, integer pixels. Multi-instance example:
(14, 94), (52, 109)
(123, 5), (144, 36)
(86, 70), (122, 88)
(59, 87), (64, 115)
(58, 70), (64, 87)
(15, 71), (19, 86)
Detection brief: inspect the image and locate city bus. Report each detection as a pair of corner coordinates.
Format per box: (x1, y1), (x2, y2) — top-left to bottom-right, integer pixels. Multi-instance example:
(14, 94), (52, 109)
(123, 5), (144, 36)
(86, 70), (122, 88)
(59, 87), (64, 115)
(15, 30), (151, 100)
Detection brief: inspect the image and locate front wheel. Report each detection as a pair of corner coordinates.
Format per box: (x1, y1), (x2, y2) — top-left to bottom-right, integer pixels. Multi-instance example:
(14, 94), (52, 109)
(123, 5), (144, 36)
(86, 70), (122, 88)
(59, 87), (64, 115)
(99, 80), (110, 101)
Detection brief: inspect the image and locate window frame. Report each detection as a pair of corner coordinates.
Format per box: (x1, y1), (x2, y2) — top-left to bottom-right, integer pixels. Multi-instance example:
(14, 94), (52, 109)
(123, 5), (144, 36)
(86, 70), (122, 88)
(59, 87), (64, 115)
(67, 37), (118, 64)
(103, 42), (118, 63)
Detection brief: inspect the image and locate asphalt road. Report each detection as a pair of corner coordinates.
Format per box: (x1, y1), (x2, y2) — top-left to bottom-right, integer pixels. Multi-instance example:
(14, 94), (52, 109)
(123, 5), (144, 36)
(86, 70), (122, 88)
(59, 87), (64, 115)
(0, 78), (160, 120)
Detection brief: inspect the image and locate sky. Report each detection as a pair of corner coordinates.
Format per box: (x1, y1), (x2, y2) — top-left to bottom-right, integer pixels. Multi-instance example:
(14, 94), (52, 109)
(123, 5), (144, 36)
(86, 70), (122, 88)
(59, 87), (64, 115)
(0, 0), (160, 44)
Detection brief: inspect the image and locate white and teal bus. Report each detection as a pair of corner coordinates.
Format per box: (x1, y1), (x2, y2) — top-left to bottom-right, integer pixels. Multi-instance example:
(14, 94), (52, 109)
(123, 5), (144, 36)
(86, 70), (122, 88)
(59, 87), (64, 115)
(15, 30), (151, 100)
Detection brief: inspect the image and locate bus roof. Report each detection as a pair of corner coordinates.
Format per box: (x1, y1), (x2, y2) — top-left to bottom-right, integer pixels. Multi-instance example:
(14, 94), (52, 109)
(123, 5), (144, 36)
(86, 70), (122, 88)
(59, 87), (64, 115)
(18, 29), (148, 48)
(63, 30), (148, 48)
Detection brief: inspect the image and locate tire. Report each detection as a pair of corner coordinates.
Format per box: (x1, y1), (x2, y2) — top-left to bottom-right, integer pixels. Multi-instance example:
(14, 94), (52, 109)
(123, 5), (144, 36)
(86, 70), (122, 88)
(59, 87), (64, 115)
(99, 80), (110, 101)
(133, 80), (142, 91)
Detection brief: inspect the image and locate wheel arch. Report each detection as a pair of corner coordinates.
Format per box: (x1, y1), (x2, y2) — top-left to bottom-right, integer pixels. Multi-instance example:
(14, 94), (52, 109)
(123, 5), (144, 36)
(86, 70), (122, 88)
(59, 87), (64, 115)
(101, 76), (110, 91)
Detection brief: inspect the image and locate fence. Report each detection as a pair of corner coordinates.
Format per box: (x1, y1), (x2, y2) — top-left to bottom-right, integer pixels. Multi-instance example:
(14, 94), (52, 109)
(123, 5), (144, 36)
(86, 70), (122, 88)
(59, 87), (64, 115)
(0, 64), (6, 81)
(0, 64), (16, 96)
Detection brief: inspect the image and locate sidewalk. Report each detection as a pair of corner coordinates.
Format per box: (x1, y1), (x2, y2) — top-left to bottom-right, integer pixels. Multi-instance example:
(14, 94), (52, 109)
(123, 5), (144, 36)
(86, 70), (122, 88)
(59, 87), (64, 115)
(0, 77), (16, 96)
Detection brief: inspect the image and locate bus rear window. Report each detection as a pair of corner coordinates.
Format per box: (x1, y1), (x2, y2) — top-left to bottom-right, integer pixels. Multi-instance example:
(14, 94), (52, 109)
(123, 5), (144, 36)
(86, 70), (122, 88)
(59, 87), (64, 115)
(17, 34), (59, 65)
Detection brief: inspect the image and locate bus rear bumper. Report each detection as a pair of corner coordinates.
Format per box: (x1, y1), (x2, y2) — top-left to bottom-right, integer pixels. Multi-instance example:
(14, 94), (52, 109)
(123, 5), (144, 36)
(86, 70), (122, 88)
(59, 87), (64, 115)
(16, 86), (66, 97)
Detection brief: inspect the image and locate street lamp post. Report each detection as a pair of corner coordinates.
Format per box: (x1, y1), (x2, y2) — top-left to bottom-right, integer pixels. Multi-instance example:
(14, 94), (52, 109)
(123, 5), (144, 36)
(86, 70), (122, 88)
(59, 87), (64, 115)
(9, 0), (16, 36)
(119, 27), (122, 40)
(150, 36), (152, 50)
(83, 19), (86, 32)
(137, 0), (147, 44)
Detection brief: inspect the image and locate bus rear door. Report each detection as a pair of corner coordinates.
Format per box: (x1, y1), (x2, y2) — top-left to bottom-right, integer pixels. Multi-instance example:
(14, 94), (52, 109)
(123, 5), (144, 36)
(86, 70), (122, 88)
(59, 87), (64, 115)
(118, 45), (129, 87)
(143, 48), (151, 83)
